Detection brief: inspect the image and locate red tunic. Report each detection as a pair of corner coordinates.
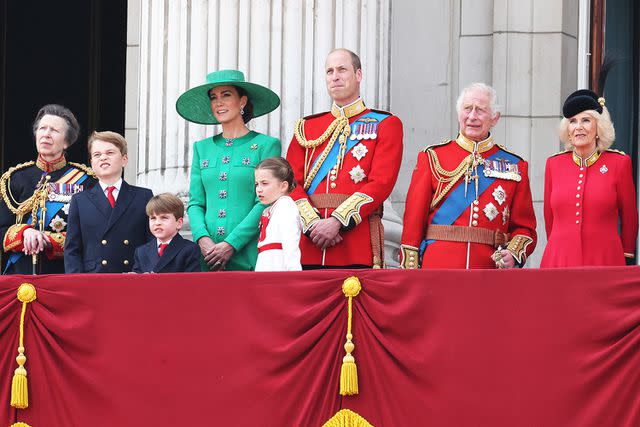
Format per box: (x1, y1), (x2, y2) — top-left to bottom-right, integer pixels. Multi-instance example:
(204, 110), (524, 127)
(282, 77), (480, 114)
(286, 104), (403, 267)
(541, 150), (638, 267)
(401, 137), (537, 269)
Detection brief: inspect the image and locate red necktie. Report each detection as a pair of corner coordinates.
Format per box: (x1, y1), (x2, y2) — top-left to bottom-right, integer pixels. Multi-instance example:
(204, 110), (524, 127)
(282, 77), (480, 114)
(158, 243), (168, 257)
(106, 186), (116, 208)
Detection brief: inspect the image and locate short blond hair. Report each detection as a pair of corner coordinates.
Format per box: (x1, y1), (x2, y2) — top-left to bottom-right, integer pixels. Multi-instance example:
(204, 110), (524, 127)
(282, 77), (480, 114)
(88, 131), (128, 156)
(558, 107), (615, 151)
(145, 193), (184, 219)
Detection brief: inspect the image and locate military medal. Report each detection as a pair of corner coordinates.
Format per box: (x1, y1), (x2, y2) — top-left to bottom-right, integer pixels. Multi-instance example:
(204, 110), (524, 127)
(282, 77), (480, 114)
(351, 143), (369, 161)
(47, 182), (83, 202)
(492, 185), (507, 206)
(49, 215), (67, 232)
(349, 165), (366, 183)
(600, 164), (608, 174)
(483, 158), (522, 182)
(483, 202), (499, 221)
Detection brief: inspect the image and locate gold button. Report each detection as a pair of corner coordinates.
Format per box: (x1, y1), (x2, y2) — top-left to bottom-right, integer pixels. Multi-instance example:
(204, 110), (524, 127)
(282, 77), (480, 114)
(101, 239), (107, 245)
(576, 212), (580, 216)
(578, 180), (583, 184)
(473, 207), (479, 213)
(123, 260), (129, 265)
(579, 174), (584, 178)
(45, 175), (51, 180)
(330, 182), (337, 189)
(473, 200), (479, 205)
(472, 220), (478, 226)
(576, 220), (580, 224)
(577, 186), (581, 190)
(101, 260), (108, 266)
(123, 240), (129, 245)
(576, 202), (580, 207)
(576, 194), (580, 198)
(473, 213), (479, 219)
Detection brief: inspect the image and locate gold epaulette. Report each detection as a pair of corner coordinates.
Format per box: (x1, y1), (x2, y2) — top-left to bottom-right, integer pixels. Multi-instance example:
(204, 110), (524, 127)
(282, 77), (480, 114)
(549, 150), (570, 158)
(69, 162), (96, 178)
(0, 161), (36, 215)
(606, 148), (627, 155)
(422, 139), (452, 153)
(496, 144), (525, 161)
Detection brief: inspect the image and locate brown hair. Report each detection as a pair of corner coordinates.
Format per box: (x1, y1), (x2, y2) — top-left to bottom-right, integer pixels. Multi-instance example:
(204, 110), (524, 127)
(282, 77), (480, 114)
(145, 193), (185, 219)
(88, 130), (128, 156)
(329, 48), (362, 71)
(255, 157), (297, 193)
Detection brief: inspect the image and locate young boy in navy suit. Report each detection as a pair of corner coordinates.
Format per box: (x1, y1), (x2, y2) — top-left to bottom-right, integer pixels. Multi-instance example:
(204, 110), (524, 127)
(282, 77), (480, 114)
(64, 131), (153, 273)
(133, 193), (200, 273)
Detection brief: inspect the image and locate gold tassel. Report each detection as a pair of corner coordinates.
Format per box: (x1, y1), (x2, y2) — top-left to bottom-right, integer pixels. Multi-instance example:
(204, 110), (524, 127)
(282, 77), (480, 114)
(340, 277), (362, 396)
(322, 409), (373, 427)
(10, 283), (37, 410)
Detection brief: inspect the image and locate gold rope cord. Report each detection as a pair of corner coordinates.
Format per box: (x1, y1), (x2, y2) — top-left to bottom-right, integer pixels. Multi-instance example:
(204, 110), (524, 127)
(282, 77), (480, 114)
(340, 277), (362, 396)
(11, 283), (37, 410)
(295, 116), (350, 190)
(427, 149), (473, 210)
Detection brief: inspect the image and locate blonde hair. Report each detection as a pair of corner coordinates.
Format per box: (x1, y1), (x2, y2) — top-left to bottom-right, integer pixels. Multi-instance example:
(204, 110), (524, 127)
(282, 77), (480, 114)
(88, 131), (128, 156)
(558, 107), (615, 151)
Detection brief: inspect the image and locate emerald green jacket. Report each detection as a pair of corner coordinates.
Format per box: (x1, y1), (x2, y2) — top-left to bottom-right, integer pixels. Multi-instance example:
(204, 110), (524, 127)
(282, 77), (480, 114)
(188, 131), (281, 270)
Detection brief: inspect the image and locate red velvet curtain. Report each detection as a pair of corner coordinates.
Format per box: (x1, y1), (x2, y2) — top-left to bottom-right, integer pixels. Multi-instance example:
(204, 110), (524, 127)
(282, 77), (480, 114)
(1, 267), (639, 426)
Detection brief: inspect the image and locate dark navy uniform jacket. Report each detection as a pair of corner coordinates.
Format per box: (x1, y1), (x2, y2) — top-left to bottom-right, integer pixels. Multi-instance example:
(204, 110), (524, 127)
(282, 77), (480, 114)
(64, 180), (153, 273)
(132, 233), (201, 273)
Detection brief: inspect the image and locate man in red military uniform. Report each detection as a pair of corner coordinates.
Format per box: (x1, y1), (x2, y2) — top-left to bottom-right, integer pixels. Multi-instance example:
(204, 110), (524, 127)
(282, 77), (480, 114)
(401, 83), (537, 269)
(286, 48), (403, 268)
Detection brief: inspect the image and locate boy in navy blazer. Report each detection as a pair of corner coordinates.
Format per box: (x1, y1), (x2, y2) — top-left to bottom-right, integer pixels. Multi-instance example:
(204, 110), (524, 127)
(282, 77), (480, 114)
(65, 131), (153, 273)
(133, 193), (200, 273)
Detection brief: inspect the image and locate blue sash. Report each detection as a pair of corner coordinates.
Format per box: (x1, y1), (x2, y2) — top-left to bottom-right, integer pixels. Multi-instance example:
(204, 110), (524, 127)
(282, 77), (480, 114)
(4, 167), (90, 272)
(307, 111), (390, 195)
(419, 149), (520, 257)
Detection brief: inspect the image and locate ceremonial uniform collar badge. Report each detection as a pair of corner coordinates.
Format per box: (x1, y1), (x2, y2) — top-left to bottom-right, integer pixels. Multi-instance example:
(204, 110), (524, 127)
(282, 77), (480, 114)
(36, 154), (67, 172)
(331, 98), (366, 119)
(572, 150), (600, 168)
(456, 133), (494, 154)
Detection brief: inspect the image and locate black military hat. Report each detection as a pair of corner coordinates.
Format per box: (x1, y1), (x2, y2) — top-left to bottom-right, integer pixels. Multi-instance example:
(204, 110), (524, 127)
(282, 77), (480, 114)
(562, 89), (604, 118)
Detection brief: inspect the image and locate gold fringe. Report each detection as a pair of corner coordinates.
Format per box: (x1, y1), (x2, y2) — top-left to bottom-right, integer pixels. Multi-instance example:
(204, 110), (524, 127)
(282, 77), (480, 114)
(10, 283), (37, 410)
(340, 277), (362, 396)
(11, 423), (33, 427)
(322, 409), (374, 427)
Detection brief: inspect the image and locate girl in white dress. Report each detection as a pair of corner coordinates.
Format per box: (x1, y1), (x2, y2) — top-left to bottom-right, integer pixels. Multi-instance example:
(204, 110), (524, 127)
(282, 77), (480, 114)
(254, 157), (302, 271)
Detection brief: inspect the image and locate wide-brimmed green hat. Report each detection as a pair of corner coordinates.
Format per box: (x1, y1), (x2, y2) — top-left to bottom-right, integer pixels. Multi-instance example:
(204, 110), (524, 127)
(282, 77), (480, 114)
(175, 69), (280, 125)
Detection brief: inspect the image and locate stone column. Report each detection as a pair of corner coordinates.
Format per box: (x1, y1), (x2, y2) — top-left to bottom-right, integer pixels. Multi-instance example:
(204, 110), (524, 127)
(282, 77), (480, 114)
(130, 0), (397, 249)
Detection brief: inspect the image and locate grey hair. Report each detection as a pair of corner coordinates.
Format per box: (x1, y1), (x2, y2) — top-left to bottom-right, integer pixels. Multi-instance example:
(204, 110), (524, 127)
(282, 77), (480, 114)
(32, 104), (80, 146)
(558, 107), (615, 151)
(455, 82), (502, 118)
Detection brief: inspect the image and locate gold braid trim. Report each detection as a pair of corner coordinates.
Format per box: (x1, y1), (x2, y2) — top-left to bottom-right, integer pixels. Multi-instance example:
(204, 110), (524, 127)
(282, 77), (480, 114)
(332, 193), (374, 227)
(506, 234), (534, 264)
(3, 224), (32, 252)
(68, 162), (96, 178)
(295, 116), (351, 190)
(427, 149), (473, 210)
(295, 199), (321, 233)
(400, 244), (420, 269)
(0, 161), (36, 217)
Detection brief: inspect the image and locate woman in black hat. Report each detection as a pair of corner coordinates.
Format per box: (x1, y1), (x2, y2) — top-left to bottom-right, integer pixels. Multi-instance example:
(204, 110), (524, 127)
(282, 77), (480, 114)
(176, 70), (281, 271)
(540, 90), (638, 267)
(0, 104), (96, 274)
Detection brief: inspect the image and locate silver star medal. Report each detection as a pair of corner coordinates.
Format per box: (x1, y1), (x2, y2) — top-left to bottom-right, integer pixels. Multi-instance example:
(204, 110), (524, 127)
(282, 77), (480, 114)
(351, 143), (369, 161)
(492, 185), (507, 206)
(49, 215), (67, 232)
(600, 164), (608, 174)
(349, 165), (366, 183)
(483, 202), (499, 221)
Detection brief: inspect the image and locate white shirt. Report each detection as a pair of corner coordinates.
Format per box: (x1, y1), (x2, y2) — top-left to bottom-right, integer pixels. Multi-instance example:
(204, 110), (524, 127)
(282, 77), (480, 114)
(99, 178), (123, 202)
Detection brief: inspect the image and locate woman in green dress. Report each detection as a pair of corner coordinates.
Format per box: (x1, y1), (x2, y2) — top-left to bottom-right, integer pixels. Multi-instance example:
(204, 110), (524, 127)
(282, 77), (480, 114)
(176, 70), (281, 271)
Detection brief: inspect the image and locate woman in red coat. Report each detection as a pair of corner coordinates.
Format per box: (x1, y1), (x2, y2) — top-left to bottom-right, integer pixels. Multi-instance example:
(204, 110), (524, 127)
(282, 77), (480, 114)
(541, 90), (638, 267)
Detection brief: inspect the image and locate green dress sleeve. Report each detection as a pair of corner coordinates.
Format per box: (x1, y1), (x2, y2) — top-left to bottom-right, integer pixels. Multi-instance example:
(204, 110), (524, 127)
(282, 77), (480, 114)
(187, 140), (210, 242)
(224, 136), (282, 251)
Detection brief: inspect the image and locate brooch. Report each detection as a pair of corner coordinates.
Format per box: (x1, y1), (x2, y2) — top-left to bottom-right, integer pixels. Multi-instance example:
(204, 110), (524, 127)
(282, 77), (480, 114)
(351, 143), (369, 161)
(201, 159), (210, 168)
(349, 165), (367, 183)
(250, 144), (258, 151)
